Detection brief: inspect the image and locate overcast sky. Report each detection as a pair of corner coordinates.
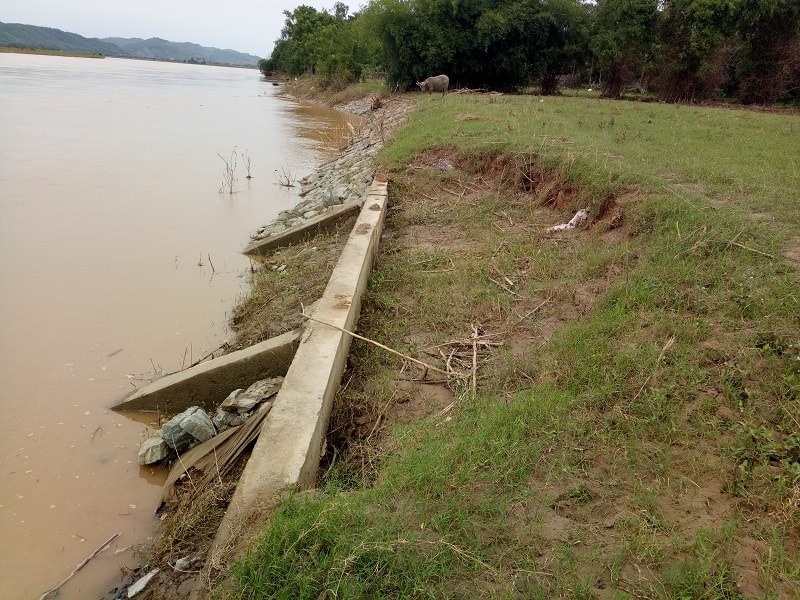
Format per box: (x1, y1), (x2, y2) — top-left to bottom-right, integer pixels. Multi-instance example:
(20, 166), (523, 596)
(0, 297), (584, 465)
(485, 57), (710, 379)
(1, 0), (348, 58)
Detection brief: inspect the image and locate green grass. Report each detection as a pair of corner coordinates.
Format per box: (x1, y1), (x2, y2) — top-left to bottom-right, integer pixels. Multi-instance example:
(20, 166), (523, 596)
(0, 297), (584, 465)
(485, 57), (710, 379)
(225, 94), (800, 598)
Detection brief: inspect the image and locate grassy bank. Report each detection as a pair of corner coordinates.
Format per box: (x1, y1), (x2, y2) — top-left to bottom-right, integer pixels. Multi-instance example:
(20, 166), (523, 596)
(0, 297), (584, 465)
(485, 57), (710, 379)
(225, 93), (799, 598)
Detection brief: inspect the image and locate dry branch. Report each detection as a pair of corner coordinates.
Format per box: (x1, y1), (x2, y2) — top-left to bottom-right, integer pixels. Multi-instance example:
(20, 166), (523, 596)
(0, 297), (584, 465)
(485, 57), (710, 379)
(729, 241), (774, 259)
(471, 325), (478, 396)
(39, 533), (120, 600)
(513, 296), (552, 323)
(301, 306), (458, 379)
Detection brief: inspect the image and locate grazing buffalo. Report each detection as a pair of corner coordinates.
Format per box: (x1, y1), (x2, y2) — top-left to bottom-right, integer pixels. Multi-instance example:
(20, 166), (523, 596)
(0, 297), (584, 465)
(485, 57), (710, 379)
(416, 74), (449, 97)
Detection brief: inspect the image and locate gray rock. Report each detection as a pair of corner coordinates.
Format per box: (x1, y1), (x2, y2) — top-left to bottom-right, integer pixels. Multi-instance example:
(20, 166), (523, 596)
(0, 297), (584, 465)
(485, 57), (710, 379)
(161, 419), (193, 452)
(174, 556), (196, 571)
(212, 377), (283, 432)
(180, 408), (215, 443)
(224, 377), (283, 413)
(162, 406), (215, 452)
(138, 434), (169, 465)
(212, 410), (248, 431)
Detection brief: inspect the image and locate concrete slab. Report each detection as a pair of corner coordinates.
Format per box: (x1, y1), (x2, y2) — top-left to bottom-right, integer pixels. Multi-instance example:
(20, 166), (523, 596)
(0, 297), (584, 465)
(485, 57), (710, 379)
(209, 179), (388, 558)
(112, 329), (302, 414)
(242, 199), (362, 256)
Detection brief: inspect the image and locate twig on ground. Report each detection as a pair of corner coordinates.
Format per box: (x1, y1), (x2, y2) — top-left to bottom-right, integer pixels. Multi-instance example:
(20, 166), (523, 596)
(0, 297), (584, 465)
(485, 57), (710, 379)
(300, 305), (457, 379)
(421, 332), (503, 353)
(39, 533), (120, 600)
(513, 296), (552, 323)
(729, 241), (774, 259)
(367, 392), (396, 442)
(489, 276), (521, 297)
(471, 324), (478, 397)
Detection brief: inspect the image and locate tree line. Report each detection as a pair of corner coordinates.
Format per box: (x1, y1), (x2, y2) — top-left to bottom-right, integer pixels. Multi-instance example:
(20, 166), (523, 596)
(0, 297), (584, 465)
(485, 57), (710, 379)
(259, 0), (799, 105)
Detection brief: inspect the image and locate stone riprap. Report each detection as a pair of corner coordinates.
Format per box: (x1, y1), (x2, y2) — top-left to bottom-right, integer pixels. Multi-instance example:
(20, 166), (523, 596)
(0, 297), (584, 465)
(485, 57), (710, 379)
(138, 434), (169, 465)
(248, 95), (414, 246)
(137, 377), (284, 465)
(213, 376), (283, 430)
(161, 406), (214, 453)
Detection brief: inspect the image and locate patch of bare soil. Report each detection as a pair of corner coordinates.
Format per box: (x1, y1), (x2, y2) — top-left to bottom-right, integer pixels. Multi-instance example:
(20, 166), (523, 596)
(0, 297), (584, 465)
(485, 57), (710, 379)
(785, 236), (800, 271)
(323, 145), (631, 476)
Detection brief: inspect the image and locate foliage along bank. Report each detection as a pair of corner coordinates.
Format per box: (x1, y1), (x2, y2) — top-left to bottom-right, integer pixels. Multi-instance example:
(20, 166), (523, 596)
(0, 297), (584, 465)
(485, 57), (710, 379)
(259, 0), (800, 105)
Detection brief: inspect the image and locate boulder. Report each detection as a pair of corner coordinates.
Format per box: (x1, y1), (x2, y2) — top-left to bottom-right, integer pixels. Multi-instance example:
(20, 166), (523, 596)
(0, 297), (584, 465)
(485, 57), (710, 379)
(180, 408), (215, 443)
(220, 377), (283, 414)
(213, 377), (284, 432)
(162, 406), (215, 452)
(137, 434), (169, 465)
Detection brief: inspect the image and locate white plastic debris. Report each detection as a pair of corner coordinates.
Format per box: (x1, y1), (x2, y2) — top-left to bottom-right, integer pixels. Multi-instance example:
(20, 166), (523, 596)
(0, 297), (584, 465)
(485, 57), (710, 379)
(547, 208), (589, 232)
(127, 568), (159, 598)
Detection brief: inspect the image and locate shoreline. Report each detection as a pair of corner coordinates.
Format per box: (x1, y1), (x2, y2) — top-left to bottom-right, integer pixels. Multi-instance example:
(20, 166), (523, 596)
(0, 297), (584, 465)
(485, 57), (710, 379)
(246, 91), (415, 247)
(106, 89), (416, 600)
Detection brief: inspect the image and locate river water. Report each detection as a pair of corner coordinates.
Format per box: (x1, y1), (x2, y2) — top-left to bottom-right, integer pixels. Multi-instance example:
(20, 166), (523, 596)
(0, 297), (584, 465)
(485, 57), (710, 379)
(0, 54), (355, 599)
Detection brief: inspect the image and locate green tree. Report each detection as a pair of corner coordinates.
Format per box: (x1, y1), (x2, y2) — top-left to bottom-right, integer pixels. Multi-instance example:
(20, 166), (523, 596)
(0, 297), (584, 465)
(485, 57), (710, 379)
(591, 0), (658, 98)
(536, 0), (591, 94)
(654, 0), (731, 102)
(363, 0), (428, 88)
(727, 0), (800, 104)
(269, 5), (336, 75)
(367, 0), (589, 92)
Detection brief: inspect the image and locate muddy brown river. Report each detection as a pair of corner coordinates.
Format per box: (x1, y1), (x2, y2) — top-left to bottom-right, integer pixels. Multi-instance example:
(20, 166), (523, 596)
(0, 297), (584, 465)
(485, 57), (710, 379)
(0, 54), (356, 599)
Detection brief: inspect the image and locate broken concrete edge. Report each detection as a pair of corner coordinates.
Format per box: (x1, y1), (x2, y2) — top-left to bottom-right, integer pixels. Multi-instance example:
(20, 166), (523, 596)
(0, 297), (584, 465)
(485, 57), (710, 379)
(242, 199), (363, 256)
(197, 179), (389, 592)
(111, 329), (302, 415)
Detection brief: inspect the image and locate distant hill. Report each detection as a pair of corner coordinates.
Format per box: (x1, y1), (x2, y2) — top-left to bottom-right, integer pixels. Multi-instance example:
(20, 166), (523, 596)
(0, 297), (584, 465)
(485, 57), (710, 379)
(0, 22), (261, 67)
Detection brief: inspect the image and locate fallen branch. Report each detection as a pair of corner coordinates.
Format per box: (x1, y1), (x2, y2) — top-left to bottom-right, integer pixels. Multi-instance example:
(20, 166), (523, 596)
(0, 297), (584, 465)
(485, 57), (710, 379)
(422, 337), (502, 352)
(513, 296), (552, 323)
(489, 276), (520, 297)
(729, 241), (774, 259)
(471, 325), (478, 397)
(39, 533), (120, 600)
(301, 306), (457, 379)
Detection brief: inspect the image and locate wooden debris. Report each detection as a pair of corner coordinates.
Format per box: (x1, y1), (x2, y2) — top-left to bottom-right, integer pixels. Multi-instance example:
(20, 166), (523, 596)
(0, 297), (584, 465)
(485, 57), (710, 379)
(160, 402), (273, 509)
(301, 306), (457, 379)
(39, 533), (120, 600)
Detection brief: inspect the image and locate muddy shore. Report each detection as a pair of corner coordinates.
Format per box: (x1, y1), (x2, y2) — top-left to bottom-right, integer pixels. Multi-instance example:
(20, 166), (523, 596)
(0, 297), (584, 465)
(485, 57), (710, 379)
(107, 90), (416, 600)
(248, 92), (414, 245)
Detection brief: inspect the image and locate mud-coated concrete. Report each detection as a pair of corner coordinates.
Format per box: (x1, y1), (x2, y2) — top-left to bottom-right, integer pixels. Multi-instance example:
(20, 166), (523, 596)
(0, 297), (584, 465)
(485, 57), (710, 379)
(204, 179), (388, 571)
(112, 329), (302, 414)
(242, 199), (362, 256)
